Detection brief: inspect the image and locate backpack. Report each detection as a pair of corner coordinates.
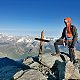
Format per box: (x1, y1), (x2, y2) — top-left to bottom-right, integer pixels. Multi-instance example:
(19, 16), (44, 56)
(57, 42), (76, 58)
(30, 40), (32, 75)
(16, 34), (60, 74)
(70, 25), (78, 38)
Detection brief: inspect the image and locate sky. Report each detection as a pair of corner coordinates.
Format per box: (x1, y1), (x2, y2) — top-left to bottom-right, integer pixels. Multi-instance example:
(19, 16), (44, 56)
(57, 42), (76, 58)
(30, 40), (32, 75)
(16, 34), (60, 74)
(0, 0), (80, 38)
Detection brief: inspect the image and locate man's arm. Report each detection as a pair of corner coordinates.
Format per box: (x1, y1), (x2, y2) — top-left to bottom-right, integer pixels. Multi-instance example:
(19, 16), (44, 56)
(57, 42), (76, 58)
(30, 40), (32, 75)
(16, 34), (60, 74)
(60, 27), (66, 39)
(71, 26), (78, 47)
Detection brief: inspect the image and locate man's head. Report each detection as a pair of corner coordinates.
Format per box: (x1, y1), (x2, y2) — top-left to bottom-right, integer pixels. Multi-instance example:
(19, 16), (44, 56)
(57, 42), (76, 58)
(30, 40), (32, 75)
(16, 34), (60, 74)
(64, 17), (71, 27)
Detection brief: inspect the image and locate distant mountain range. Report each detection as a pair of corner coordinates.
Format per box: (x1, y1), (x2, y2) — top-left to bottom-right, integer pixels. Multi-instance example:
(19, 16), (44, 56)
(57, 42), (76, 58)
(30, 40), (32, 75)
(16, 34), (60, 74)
(0, 33), (80, 60)
(0, 33), (55, 60)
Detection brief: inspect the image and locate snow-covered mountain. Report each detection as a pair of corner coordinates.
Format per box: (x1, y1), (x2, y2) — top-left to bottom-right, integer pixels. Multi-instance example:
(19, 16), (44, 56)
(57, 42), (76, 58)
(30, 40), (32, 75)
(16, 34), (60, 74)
(0, 33), (35, 43)
(0, 33), (80, 60)
(0, 33), (55, 60)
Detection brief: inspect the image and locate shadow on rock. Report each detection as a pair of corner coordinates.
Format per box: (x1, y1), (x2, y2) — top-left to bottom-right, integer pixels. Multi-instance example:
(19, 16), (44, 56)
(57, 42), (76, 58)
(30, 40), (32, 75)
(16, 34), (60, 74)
(47, 73), (56, 80)
(0, 57), (30, 70)
(50, 60), (66, 80)
(60, 52), (70, 58)
(32, 56), (39, 62)
(0, 57), (31, 80)
(60, 54), (66, 61)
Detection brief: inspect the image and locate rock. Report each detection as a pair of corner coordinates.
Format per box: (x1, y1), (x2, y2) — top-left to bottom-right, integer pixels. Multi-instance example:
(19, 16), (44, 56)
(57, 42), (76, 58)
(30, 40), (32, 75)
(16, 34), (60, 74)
(38, 65), (50, 78)
(69, 61), (80, 79)
(14, 70), (24, 80)
(65, 61), (75, 79)
(23, 57), (34, 65)
(60, 53), (70, 61)
(29, 62), (40, 70)
(75, 50), (80, 59)
(70, 67), (80, 79)
(39, 53), (63, 68)
(16, 69), (47, 80)
(0, 51), (80, 80)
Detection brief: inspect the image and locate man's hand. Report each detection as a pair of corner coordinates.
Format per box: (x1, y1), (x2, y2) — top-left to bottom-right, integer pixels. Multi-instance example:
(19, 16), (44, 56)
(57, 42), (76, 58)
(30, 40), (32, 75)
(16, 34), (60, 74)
(69, 45), (74, 48)
(62, 39), (66, 47)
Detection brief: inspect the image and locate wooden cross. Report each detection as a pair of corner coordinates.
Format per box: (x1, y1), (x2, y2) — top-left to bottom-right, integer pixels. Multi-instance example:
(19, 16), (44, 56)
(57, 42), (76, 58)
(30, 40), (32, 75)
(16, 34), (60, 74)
(35, 31), (50, 55)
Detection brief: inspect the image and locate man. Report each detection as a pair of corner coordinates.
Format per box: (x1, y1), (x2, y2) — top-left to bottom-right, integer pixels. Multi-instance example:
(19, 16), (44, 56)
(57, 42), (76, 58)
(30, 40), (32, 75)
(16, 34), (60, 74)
(54, 17), (78, 64)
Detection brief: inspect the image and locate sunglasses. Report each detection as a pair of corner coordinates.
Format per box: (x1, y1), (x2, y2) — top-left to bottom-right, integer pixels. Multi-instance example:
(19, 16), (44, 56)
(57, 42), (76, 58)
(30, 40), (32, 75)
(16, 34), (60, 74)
(64, 20), (69, 23)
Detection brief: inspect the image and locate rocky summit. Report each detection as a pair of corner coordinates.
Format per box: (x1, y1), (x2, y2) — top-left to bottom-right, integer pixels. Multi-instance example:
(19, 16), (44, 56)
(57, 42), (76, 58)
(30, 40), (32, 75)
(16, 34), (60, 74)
(0, 51), (80, 80)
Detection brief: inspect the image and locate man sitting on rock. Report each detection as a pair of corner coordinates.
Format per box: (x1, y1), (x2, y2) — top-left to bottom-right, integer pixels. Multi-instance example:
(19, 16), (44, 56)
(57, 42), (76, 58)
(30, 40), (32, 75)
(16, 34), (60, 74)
(54, 17), (78, 64)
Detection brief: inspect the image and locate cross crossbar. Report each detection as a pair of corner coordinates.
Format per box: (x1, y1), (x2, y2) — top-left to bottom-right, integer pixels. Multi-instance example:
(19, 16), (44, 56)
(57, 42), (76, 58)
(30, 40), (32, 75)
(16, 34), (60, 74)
(35, 38), (49, 42)
(35, 31), (50, 55)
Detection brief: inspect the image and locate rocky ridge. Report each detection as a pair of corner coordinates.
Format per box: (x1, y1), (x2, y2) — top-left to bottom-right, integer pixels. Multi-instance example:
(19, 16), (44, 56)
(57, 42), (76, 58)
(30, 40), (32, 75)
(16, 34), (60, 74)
(0, 50), (80, 80)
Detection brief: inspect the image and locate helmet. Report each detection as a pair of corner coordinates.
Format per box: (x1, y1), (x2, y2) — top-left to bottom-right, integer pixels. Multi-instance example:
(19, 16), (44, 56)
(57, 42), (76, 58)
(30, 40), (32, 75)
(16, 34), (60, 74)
(64, 17), (71, 23)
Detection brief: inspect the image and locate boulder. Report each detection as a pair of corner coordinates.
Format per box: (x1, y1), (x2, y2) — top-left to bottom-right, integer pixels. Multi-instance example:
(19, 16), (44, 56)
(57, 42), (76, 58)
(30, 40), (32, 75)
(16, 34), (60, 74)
(23, 57), (34, 65)
(29, 62), (40, 70)
(70, 67), (80, 79)
(75, 50), (80, 59)
(16, 69), (47, 80)
(39, 53), (63, 68)
(65, 61), (75, 79)
(14, 70), (24, 80)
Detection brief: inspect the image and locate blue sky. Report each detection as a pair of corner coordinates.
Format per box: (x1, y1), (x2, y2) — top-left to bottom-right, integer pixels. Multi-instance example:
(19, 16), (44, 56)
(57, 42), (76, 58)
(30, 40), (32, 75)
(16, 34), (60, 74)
(0, 0), (80, 37)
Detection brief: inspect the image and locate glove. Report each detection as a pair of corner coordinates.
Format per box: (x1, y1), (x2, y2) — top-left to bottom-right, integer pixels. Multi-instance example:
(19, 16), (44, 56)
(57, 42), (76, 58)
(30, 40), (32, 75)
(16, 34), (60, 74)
(69, 45), (74, 48)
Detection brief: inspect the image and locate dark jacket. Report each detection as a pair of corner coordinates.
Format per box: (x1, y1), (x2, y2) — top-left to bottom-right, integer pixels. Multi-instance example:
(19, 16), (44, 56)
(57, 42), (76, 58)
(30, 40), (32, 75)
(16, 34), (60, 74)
(61, 25), (78, 46)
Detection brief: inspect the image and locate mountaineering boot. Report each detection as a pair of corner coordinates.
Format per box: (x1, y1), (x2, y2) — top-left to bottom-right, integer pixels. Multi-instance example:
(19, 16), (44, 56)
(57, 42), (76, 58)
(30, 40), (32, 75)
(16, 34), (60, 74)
(51, 53), (60, 56)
